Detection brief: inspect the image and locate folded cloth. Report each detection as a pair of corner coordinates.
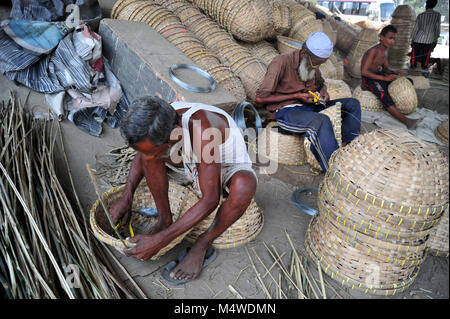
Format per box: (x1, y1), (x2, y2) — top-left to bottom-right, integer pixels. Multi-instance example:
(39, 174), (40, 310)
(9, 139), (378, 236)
(1, 19), (71, 54)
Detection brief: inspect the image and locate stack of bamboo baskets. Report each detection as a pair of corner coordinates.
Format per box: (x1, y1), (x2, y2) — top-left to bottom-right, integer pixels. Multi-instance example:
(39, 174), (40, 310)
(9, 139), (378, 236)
(306, 129), (449, 296)
(112, 0), (247, 102)
(346, 28), (378, 78)
(286, 0), (323, 44)
(388, 5), (416, 70)
(189, 0), (276, 42)
(240, 40), (280, 67)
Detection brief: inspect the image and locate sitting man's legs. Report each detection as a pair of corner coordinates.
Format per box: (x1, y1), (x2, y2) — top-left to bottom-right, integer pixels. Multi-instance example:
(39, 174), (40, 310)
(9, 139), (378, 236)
(327, 97), (361, 145)
(276, 106), (338, 172)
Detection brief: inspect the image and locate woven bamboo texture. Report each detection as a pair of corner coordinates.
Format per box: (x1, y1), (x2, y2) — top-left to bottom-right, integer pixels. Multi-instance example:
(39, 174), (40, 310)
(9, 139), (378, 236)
(189, 0), (275, 42)
(304, 104), (342, 171)
(305, 128), (449, 295)
(435, 119), (449, 146)
(286, 0), (323, 43)
(427, 207), (449, 257)
(241, 40), (280, 67)
(387, 77), (418, 114)
(325, 79), (352, 100)
(328, 17), (360, 54)
(155, 0), (267, 101)
(346, 28), (378, 78)
(111, 0), (247, 102)
(270, 0), (291, 35)
(328, 54), (344, 80)
(90, 182), (196, 258)
(388, 5), (416, 69)
(321, 19), (337, 45)
(185, 197), (264, 248)
(353, 85), (384, 112)
(276, 35), (302, 55)
(407, 75), (430, 90)
(256, 121), (307, 166)
(319, 59), (338, 80)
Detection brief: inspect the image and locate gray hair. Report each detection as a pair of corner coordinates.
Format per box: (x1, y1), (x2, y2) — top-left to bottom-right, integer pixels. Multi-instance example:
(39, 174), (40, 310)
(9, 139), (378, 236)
(120, 96), (178, 147)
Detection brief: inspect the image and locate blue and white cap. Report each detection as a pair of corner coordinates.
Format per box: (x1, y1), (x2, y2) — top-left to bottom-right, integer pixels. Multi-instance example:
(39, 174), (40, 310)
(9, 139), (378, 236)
(305, 32), (333, 59)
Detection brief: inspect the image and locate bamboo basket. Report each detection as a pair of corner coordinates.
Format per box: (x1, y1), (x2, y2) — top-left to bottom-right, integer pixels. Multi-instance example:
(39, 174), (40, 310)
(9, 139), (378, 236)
(304, 104), (342, 171)
(305, 128), (449, 295)
(388, 5), (416, 69)
(289, 20), (323, 44)
(353, 85), (384, 112)
(256, 121), (307, 165)
(321, 19), (337, 45)
(276, 35), (302, 54)
(319, 60), (338, 80)
(435, 119), (449, 146)
(407, 75), (430, 90)
(241, 40), (280, 67)
(185, 198), (264, 248)
(270, 0), (291, 35)
(324, 79), (352, 100)
(328, 53), (344, 80)
(112, 0), (247, 102)
(346, 28), (378, 78)
(90, 182), (197, 258)
(387, 77), (418, 114)
(191, 0), (275, 42)
(427, 207), (449, 257)
(328, 17), (360, 54)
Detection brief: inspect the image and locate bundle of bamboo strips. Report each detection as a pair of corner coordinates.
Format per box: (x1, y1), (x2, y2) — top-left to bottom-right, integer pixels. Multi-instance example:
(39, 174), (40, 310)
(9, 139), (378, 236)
(0, 93), (146, 299)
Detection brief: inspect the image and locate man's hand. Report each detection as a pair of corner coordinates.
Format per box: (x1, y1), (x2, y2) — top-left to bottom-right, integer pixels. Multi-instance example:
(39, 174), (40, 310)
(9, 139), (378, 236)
(124, 233), (164, 261)
(109, 198), (132, 227)
(294, 92), (315, 104)
(384, 74), (397, 82)
(395, 70), (404, 76)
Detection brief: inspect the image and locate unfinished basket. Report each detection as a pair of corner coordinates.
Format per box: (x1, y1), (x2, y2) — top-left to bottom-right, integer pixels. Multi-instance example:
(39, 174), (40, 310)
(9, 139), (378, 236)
(305, 128), (449, 295)
(255, 121), (306, 165)
(276, 35), (302, 55)
(353, 85), (384, 112)
(427, 207), (449, 257)
(435, 119), (449, 146)
(185, 198), (264, 249)
(90, 182), (197, 259)
(304, 104), (342, 171)
(407, 75), (430, 90)
(387, 77), (418, 114)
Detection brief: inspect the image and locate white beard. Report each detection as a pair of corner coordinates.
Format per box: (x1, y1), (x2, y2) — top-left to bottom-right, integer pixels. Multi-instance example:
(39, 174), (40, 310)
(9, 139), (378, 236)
(298, 58), (316, 82)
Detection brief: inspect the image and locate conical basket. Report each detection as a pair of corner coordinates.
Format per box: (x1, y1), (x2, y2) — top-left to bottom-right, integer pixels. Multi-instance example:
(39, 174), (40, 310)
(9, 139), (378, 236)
(90, 182), (197, 259)
(387, 77), (418, 114)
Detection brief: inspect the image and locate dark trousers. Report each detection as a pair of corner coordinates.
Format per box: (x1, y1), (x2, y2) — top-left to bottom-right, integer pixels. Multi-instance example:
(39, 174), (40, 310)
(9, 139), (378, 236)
(275, 98), (361, 172)
(411, 42), (434, 69)
(361, 73), (395, 109)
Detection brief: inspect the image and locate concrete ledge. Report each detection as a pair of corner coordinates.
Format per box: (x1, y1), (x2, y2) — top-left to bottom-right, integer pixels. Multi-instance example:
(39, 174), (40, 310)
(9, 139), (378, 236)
(99, 19), (237, 112)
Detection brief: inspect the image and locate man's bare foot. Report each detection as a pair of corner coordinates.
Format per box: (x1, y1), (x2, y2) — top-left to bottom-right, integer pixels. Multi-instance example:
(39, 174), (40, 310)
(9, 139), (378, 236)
(405, 117), (423, 130)
(170, 245), (209, 281)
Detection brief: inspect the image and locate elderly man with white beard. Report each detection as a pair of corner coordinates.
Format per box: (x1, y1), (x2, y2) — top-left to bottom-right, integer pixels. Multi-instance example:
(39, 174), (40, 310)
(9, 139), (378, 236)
(255, 32), (361, 172)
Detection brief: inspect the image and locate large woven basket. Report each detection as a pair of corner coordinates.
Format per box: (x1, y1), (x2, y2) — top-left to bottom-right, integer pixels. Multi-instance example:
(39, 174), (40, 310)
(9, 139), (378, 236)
(90, 182), (197, 259)
(346, 28), (378, 78)
(304, 104), (342, 171)
(270, 0), (291, 34)
(353, 85), (384, 112)
(276, 35), (302, 55)
(255, 121), (307, 166)
(387, 77), (418, 114)
(435, 119), (449, 146)
(241, 40), (280, 67)
(305, 129), (449, 295)
(407, 75), (430, 90)
(328, 17), (359, 54)
(328, 53), (344, 80)
(185, 198), (264, 249)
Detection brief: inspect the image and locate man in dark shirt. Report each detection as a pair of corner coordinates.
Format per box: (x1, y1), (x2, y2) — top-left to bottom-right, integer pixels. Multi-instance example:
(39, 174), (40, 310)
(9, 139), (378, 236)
(255, 32), (361, 172)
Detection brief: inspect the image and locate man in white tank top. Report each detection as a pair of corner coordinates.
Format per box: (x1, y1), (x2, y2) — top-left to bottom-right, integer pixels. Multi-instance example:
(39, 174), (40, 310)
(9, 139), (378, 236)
(109, 96), (257, 284)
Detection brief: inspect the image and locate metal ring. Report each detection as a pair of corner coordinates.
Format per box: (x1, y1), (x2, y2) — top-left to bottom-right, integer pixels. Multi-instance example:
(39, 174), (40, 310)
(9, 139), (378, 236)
(169, 64), (216, 93)
(291, 188), (319, 216)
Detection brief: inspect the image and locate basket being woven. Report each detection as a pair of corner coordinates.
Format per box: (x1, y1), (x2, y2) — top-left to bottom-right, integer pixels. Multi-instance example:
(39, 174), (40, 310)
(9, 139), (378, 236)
(435, 119), (449, 146)
(305, 128), (449, 295)
(304, 104), (342, 171)
(185, 197), (264, 249)
(255, 121), (307, 165)
(387, 77), (418, 114)
(90, 182), (197, 259)
(353, 85), (384, 112)
(324, 79), (352, 100)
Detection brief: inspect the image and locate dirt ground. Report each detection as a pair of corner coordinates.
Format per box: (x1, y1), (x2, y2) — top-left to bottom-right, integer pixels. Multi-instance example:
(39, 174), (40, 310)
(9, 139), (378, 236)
(0, 3), (448, 301)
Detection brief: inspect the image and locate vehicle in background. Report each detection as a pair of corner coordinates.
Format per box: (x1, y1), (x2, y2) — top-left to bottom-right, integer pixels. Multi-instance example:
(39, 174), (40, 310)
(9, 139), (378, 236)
(316, 0), (396, 24)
